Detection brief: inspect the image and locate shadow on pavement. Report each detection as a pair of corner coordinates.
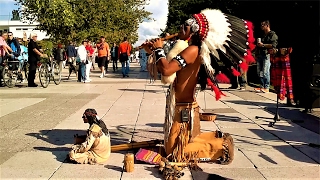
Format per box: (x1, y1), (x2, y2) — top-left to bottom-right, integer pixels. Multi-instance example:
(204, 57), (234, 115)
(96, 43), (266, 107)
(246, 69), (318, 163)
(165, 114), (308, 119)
(145, 123), (163, 127)
(191, 170), (233, 180)
(25, 128), (132, 162)
(104, 165), (123, 172)
(226, 100), (320, 134)
(118, 88), (164, 93)
(216, 114), (242, 122)
(250, 128), (320, 164)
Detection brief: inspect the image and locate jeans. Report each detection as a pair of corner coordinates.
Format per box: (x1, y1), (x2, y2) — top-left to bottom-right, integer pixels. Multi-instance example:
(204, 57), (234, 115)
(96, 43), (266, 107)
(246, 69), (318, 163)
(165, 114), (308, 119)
(28, 60), (38, 86)
(256, 54), (271, 89)
(121, 60), (129, 76)
(140, 57), (147, 71)
(78, 62), (86, 82)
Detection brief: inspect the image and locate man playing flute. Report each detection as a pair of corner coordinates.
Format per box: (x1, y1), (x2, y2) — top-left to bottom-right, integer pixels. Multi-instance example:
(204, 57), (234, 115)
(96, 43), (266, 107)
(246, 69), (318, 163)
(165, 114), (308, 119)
(143, 9), (256, 164)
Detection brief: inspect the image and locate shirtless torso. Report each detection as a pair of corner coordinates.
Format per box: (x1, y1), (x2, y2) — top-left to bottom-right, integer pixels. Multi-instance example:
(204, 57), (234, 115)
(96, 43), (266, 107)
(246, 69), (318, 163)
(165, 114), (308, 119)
(174, 56), (201, 103)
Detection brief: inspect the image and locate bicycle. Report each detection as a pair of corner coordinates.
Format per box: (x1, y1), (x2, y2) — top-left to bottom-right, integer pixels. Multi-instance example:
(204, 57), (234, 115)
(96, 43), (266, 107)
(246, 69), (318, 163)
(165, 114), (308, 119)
(2, 56), (22, 88)
(38, 56), (61, 88)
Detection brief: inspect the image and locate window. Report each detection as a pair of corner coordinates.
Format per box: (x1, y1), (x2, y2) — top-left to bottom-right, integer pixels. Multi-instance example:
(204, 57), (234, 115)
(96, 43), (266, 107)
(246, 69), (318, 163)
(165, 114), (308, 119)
(22, 28), (28, 30)
(16, 28), (21, 30)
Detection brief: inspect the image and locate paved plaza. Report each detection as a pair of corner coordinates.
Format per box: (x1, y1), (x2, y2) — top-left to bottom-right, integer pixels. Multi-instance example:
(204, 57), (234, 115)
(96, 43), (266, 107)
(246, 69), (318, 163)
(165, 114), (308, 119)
(0, 63), (319, 180)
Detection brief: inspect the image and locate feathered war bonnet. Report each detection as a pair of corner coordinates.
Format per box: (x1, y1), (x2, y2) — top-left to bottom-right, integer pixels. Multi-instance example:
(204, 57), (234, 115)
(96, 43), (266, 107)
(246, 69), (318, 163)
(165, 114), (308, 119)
(185, 9), (256, 100)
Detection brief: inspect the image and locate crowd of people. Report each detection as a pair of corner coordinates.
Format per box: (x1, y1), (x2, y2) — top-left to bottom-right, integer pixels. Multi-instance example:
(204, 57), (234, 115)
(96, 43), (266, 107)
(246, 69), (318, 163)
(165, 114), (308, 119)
(0, 19), (295, 107)
(0, 32), (152, 87)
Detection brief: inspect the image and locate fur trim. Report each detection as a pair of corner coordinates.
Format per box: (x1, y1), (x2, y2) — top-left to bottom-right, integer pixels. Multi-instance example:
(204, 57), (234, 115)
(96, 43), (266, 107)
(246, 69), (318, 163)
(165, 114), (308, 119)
(161, 40), (189, 84)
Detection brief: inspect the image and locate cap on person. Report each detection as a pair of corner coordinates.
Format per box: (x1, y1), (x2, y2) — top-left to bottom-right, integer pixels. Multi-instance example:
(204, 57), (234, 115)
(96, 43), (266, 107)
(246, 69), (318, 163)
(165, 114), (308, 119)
(30, 32), (37, 38)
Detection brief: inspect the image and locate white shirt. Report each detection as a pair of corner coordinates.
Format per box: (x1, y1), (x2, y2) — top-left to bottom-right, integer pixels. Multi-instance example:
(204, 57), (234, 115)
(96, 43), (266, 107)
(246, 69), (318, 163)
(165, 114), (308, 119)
(77, 45), (87, 62)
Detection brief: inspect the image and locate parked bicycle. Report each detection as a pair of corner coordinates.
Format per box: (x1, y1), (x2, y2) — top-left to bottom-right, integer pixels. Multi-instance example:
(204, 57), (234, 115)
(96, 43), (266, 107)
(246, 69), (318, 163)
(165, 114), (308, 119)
(2, 56), (25, 88)
(38, 56), (61, 88)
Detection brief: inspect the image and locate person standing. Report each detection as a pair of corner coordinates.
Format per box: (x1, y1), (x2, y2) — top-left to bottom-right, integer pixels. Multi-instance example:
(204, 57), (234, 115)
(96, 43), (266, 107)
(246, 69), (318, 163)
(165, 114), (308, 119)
(139, 47), (147, 72)
(53, 43), (65, 73)
(96, 36), (110, 78)
(27, 32), (47, 87)
(111, 43), (118, 72)
(7, 32), (21, 60)
(0, 32), (12, 86)
(66, 41), (77, 68)
(254, 20), (278, 93)
(86, 41), (96, 70)
(118, 37), (131, 78)
(85, 41), (94, 81)
(77, 40), (88, 83)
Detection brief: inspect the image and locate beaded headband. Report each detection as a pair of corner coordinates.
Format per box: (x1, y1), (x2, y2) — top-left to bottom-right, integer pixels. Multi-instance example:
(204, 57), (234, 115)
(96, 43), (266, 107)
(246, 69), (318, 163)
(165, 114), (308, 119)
(185, 13), (209, 41)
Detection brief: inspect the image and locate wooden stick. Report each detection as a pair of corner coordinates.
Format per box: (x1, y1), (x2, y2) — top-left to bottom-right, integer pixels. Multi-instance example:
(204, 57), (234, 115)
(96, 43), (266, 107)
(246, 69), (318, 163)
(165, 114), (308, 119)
(111, 140), (163, 152)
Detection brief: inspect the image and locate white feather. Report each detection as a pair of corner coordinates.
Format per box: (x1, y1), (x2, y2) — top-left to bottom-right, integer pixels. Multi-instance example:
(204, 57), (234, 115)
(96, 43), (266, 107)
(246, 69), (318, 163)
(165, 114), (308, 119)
(199, 9), (232, 77)
(161, 40), (189, 84)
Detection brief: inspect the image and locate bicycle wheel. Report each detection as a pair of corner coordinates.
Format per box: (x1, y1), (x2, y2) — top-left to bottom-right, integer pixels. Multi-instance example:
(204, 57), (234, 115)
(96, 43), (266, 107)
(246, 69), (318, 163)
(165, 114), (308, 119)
(52, 61), (61, 85)
(38, 64), (50, 88)
(2, 66), (16, 88)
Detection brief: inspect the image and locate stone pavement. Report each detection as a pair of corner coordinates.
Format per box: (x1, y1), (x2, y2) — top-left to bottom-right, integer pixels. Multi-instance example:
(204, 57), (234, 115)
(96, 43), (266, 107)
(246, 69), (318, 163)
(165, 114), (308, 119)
(0, 63), (319, 180)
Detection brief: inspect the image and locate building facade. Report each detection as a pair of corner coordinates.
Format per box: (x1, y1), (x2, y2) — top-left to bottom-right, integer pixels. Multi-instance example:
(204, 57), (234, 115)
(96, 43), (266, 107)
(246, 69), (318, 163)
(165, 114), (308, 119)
(0, 15), (49, 40)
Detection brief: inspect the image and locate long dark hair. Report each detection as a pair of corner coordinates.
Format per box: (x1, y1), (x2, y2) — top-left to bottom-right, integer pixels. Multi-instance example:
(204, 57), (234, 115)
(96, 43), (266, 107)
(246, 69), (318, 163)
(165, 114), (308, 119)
(84, 108), (109, 135)
(190, 34), (210, 91)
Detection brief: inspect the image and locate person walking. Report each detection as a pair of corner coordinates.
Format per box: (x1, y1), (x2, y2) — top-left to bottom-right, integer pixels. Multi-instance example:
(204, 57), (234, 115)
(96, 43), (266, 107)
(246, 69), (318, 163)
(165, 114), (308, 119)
(118, 37), (131, 78)
(77, 40), (88, 83)
(96, 36), (110, 78)
(111, 43), (119, 72)
(53, 43), (65, 73)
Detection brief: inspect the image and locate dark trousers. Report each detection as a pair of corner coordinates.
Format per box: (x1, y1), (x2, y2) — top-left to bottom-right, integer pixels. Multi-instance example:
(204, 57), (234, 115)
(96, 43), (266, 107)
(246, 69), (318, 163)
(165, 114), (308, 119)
(112, 57), (118, 71)
(104, 60), (110, 72)
(28, 61), (38, 86)
(78, 62), (86, 82)
(28, 69), (36, 85)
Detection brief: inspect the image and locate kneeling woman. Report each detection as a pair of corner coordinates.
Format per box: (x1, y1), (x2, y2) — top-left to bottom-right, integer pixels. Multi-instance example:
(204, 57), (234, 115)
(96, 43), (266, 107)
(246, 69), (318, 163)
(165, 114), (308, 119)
(69, 108), (111, 164)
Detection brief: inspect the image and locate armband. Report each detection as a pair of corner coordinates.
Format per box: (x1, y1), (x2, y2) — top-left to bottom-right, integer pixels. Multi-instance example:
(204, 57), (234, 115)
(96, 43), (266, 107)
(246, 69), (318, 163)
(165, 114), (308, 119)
(154, 48), (166, 63)
(173, 55), (187, 68)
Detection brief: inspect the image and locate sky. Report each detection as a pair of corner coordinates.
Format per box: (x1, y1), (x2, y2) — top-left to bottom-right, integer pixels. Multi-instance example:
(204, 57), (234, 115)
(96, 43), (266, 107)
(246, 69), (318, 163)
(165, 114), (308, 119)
(0, 0), (18, 17)
(0, 0), (169, 46)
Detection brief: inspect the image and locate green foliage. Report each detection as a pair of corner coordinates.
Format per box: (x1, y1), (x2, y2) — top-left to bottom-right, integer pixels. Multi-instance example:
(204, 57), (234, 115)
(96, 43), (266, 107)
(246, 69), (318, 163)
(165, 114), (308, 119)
(38, 40), (54, 56)
(15, 0), (152, 45)
(165, 0), (239, 34)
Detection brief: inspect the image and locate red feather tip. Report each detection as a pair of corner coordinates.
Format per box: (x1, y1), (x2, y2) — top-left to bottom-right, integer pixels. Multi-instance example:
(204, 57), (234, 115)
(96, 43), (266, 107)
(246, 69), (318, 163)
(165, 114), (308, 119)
(231, 68), (241, 76)
(207, 78), (214, 86)
(248, 43), (256, 51)
(244, 50), (256, 64)
(239, 62), (249, 72)
(206, 78), (225, 100)
(215, 72), (230, 84)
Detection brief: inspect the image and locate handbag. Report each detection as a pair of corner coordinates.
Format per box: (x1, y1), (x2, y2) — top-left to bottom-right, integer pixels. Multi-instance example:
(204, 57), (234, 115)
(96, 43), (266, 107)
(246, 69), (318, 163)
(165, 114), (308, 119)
(120, 43), (129, 62)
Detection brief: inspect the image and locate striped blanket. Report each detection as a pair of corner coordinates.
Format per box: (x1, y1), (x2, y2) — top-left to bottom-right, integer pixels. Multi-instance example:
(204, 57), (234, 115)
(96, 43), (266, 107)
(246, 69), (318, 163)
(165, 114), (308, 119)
(270, 50), (294, 101)
(135, 148), (162, 165)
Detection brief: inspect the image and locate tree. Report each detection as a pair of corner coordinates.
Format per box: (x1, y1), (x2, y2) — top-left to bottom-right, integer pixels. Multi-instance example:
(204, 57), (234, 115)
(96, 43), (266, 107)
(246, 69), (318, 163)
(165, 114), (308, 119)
(165, 0), (238, 34)
(15, 0), (151, 44)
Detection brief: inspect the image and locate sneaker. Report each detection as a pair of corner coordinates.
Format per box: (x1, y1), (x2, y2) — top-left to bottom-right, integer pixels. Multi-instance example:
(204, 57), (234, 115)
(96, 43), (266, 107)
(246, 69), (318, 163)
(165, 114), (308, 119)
(261, 88), (269, 93)
(84, 80), (91, 83)
(254, 88), (262, 92)
(99, 74), (103, 78)
(239, 87), (246, 91)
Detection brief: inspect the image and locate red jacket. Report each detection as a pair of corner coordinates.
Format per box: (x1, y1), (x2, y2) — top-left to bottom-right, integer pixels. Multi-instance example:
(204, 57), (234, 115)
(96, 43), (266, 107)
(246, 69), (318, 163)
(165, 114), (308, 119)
(85, 45), (94, 56)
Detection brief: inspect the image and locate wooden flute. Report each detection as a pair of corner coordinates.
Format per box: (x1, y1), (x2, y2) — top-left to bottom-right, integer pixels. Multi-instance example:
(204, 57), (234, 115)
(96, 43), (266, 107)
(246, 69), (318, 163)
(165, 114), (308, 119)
(139, 33), (178, 48)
